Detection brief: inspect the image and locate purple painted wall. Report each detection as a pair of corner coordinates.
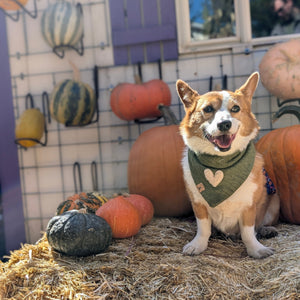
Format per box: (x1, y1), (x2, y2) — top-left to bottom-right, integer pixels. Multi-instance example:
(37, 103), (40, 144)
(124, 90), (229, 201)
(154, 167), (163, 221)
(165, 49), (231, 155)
(109, 0), (178, 65)
(0, 12), (26, 257)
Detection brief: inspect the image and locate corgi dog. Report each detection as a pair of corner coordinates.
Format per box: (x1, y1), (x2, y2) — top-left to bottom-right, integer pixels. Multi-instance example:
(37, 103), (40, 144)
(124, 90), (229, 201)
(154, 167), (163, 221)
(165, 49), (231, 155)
(176, 72), (279, 259)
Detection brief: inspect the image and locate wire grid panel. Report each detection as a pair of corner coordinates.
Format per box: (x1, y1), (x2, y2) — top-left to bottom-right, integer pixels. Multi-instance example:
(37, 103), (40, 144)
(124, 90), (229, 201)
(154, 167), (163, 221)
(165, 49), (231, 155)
(5, 1), (299, 243)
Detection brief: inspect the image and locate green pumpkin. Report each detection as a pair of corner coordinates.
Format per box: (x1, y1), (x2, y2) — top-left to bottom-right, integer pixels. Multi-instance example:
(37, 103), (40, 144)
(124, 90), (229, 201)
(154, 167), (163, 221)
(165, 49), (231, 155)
(46, 210), (112, 256)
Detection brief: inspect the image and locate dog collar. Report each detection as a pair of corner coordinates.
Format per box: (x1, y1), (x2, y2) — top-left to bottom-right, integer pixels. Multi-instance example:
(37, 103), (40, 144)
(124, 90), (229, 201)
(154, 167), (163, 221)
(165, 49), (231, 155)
(188, 142), (256, 207)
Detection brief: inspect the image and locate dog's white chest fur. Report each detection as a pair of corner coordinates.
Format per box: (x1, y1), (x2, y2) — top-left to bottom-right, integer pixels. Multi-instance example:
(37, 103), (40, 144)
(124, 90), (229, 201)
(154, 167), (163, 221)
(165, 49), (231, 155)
(182, 148), (257, 235)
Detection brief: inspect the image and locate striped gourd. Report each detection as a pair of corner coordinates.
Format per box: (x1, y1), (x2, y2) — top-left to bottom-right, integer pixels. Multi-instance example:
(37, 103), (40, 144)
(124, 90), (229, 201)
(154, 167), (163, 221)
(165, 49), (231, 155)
(50, 78), (96, 126)
(56, 192), (109, 215)
(41, 1), (83, 49)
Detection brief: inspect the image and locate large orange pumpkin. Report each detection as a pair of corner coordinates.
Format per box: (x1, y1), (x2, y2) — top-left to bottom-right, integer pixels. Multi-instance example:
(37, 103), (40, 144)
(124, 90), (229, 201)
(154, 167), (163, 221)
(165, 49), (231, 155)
(259, 39), (300, 100)
(128, 124), (192, 217)
(256, 125), (300, 224)
(110, 79), (171, 121)
(0, 0), (28, 10)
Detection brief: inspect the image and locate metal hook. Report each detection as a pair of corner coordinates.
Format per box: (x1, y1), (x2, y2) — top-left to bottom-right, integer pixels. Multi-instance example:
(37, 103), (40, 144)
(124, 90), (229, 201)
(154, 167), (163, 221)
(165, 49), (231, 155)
(222, 75), (228, 90)
(25, 93), (34, 109)
(91, 161), (98, 191)
(157, 59), (162, 80)
(73, 162), (83, 194)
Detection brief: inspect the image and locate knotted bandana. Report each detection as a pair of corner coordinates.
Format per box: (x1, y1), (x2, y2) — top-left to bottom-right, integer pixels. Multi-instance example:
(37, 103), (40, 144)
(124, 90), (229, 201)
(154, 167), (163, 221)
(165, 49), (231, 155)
(188, 142), (256, 207)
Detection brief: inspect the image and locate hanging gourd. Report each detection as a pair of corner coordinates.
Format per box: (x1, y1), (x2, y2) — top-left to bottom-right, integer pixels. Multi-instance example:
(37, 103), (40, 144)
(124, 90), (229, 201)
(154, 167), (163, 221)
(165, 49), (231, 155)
(0, 0), (28, 10)
(49, 62), (96, 126)
(259, 39), (300, 100)
(41, 1), (84, 58)
(110, 62), (171, 121)
(256, 125), (300, 224)
(15, 94), (46, 148)
(15, 108), (45, 148)
(127, 106), (192, 217)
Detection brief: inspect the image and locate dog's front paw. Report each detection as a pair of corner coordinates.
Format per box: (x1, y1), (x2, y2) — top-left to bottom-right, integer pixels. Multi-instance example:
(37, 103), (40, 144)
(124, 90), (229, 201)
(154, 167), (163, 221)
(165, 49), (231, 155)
(183, 238), (208, 256)
(247, 245), (275, 259)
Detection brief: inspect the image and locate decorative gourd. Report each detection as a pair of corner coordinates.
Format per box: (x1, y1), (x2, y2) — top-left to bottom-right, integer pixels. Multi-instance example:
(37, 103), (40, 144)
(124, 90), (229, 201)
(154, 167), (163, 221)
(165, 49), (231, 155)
(96, 196), (142, 238)
(41, 1), (83, 50)
(49, 62), (96, 126)
(0, 0), (28, 11)
(256, 125), (300, 224)
(56, 192), (108, 215)
(46, 209), (112, 256)
(128, 123), (192, 217)
(15, 108), (45, 148)
(110, 79), (171, 121)
(259, 39), (300, 100)
(123, 194), (154, 226)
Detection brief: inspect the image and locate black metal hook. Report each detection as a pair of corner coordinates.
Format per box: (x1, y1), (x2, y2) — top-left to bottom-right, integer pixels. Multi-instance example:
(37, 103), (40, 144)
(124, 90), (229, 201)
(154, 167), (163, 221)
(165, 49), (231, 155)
(25, 93), (34, 109)
(73, 162), (83, 194)
(0, 0), (38, 22)
(91, 161), (98, 191)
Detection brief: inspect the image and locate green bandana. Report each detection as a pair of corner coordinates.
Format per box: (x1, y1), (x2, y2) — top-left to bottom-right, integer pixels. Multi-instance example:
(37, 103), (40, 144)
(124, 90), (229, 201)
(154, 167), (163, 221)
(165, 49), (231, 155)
(188, 142), (256, 207)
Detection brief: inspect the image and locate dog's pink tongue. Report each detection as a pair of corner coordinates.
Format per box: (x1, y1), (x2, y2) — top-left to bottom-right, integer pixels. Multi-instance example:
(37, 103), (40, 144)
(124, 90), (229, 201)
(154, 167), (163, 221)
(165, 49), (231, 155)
(214, 134), (234, 149)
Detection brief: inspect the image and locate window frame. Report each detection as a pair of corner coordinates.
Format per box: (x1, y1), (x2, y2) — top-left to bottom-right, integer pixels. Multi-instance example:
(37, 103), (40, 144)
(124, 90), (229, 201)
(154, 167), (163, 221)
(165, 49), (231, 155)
(175, 0), (300, 54)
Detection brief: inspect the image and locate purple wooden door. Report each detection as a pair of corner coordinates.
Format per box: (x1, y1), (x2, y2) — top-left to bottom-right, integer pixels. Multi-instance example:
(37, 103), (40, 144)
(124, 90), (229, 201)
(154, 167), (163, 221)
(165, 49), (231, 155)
(109, 0), (178, 65)
(0, 12), (26, 258)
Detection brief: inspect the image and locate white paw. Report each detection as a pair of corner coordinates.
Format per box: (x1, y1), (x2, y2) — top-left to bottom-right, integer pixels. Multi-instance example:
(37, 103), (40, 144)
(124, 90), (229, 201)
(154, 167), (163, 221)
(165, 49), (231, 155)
(182, 238), (208, 256)
(247, 245), (275, 259)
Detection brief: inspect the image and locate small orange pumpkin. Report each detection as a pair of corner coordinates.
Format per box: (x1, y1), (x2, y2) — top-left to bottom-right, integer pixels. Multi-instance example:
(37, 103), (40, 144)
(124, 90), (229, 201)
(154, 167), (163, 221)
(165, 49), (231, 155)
(128, 124), (192, 217)
(110, 79), (171, 121)
(124, 194), (154, 226)
(256, 125), (300, 224)
(96, 196), (142, 238)
(0, 0), (28, 11)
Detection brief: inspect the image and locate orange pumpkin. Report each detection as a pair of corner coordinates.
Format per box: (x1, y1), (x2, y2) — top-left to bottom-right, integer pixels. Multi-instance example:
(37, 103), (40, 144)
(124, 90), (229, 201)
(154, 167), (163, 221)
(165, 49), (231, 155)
(96, 196), (142, 238)
(124, 194), (154, 226)
(0, 0), (28, 10)
(128, 124), (192, 217)
(259, 39), (300, 100)
(256, 125), (300, 224)
(110, 79), (171, 121)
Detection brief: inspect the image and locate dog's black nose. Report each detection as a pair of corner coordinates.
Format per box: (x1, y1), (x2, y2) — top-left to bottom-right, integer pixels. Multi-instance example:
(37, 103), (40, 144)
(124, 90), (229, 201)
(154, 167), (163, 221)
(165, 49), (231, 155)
(217, 120), (232, 132)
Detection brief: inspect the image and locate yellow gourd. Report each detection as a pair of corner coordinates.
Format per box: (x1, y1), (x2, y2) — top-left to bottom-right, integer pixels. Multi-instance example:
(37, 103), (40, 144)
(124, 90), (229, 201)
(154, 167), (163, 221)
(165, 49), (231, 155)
(15, 108), (45, 148)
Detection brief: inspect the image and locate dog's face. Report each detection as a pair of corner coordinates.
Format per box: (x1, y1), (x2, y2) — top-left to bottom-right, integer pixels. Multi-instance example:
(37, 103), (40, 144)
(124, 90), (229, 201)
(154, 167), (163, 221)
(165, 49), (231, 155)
(177, 72), (260, 156)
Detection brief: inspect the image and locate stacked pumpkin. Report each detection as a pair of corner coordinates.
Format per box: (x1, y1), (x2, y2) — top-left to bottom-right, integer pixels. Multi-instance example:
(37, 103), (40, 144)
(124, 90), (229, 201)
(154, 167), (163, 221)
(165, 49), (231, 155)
(256, 125), (300, 225)
(47, 193), (154, 256)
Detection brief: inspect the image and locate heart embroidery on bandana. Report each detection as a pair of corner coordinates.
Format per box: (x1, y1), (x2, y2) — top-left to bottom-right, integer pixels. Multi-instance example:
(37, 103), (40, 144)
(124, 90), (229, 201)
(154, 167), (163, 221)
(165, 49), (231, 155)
(204, 169), (224, 187)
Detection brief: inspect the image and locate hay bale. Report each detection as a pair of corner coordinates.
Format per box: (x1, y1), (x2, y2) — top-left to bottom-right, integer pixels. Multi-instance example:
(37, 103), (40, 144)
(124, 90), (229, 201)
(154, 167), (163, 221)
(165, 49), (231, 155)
(0, 218), (299, 299)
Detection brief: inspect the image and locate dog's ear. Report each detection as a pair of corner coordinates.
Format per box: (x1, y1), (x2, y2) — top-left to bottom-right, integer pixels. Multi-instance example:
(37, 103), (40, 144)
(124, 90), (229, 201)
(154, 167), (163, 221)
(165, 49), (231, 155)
(237, 72), (259, 101)
(176, 80), (199, 109)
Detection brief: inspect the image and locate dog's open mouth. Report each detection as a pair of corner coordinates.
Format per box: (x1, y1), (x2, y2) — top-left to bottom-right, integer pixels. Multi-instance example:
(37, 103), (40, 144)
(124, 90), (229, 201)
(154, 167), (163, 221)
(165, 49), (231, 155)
(206, 133), (236, 152)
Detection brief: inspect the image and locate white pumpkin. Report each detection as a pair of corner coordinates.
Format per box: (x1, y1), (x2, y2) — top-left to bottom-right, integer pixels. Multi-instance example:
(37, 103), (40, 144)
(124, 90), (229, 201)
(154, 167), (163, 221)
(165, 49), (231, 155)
(259, 39), (300, 100)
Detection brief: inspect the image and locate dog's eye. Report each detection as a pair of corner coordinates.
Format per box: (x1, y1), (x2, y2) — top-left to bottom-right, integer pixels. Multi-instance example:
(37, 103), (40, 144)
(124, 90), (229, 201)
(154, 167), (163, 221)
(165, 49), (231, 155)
(203, 105), (214, 113)
(231, 105), (240, 113)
